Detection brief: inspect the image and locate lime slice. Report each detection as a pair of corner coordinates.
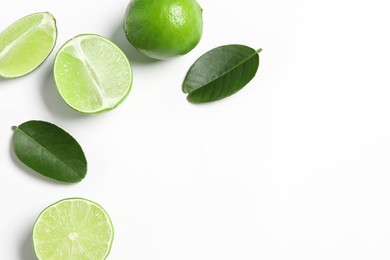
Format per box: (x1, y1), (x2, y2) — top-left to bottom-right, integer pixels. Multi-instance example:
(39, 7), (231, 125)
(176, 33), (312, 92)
(0, 12), (57, 78)
(33, 198), (114, 260)
(54, 34), (132, 114)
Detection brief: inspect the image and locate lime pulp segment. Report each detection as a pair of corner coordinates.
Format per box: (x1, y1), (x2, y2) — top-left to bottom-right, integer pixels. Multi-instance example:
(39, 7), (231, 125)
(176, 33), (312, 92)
(33, 198), (114, 260)
(54, 34), (132, 114)
(0, 12), (57, 78)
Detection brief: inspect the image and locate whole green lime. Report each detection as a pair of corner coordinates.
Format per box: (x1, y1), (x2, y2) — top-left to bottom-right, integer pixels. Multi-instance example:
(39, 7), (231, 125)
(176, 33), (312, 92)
(124, 0), (203, 60)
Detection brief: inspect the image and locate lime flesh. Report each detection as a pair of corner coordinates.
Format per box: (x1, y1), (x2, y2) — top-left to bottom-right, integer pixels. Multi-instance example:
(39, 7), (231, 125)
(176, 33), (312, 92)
(33, 198), (114, 260)
(124, 0), (203, 60)
(0, 12), (57, 78)
(54, 34), (132, 114)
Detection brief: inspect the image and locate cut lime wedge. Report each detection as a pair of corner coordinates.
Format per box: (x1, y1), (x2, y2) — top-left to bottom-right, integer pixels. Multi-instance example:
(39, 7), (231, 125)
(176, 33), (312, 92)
(0, 12), (57, 78)
(33, 198), (114, 260)
(54, 34), (132, 114)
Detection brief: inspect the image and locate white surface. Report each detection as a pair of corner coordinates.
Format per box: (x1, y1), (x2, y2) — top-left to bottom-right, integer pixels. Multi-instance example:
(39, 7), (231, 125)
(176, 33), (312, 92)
(1, 0), (390, 259)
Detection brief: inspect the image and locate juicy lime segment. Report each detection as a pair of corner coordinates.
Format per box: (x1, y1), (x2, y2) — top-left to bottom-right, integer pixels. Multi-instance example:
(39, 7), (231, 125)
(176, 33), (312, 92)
(0, 12), (57, 78)
(54, 34), (132, 114)
(33, 198), (114, 260)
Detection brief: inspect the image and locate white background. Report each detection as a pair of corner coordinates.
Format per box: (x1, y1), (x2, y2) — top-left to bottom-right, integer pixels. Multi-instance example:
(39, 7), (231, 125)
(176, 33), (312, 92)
(1, 0), (390, 259)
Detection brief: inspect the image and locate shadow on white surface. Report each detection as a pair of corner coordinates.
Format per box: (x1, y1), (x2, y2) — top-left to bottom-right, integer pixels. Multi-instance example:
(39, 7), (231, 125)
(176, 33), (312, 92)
(9, 137), (73, 186)
(109, 23), (159, 65)
(0, 76), (21, 83)
(40, 67), (87, 119)
(18, 230), (34, 260)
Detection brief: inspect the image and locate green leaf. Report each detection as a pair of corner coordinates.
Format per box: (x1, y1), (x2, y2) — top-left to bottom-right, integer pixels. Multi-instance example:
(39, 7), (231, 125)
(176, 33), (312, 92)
(183, 44), (262, 103)
(12, 120), (87, 183)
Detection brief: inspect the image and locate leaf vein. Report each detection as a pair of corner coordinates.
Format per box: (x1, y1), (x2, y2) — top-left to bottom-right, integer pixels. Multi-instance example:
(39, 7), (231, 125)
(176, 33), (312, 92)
(15, 127), (83, 179)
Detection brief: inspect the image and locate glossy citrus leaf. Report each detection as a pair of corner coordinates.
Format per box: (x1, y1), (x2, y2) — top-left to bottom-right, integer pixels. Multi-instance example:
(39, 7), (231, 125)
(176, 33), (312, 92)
(12, 120), (87, 183)
(183, 44), (261, 103)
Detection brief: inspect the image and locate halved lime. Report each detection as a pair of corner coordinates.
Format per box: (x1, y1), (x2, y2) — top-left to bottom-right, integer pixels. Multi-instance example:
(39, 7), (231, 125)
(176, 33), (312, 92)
(33, 198), (114, 260)
(0, 12), (57, 78)
(54, 34), (132, 114)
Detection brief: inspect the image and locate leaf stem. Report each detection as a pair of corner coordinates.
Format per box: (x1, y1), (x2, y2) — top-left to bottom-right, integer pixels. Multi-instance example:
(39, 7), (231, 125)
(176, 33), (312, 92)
(257, 48), (263, 53)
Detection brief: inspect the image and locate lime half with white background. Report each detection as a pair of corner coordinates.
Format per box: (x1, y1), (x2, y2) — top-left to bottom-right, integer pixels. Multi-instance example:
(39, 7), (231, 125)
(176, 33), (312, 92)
(33, 198), (114, 259)
(54, 34), (133, 114)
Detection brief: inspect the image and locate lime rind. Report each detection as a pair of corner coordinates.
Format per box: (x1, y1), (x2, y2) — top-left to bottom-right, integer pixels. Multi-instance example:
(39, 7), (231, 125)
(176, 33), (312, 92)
(0, 12), (57, 78)
(33, 198), (114, 260)
(53, 34), (133, 114)
(124, 0), (203, 60)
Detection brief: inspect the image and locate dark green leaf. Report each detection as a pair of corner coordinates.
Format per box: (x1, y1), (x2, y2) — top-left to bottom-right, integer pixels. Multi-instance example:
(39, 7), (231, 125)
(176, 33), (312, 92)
(12, 120), (87, 183)
(183, 44), (261, 103)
